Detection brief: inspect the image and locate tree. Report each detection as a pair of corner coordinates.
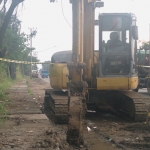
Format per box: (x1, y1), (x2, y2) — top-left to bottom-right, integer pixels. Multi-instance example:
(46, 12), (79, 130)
(140, 41), (150, 50)
(0, 0), (3, 5)
(0, 0), (8, 13)
(0, 0), (24, 58)
(0, 0), (40, 78)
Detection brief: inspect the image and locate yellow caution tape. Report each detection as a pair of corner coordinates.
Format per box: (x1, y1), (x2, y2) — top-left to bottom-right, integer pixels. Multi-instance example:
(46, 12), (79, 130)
(0, 58), (150, 67)
(0, 58), (50, 64)
(137, 65), (150, 68)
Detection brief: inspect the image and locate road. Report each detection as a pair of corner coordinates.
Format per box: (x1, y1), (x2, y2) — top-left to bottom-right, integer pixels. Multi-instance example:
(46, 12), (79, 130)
(139, 88), (149, 96)
(39, 75), (50, 83)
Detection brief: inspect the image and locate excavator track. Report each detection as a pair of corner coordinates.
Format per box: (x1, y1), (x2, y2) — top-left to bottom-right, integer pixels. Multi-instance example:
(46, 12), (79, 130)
(44, 89), (68, 124)
(114, 91), (148, 121)
(44, 89), (148, 124)
(89, 90), (148, 122)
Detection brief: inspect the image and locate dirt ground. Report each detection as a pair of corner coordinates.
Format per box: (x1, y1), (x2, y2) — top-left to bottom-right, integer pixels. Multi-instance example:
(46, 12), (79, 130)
(0, 77), (150, 150)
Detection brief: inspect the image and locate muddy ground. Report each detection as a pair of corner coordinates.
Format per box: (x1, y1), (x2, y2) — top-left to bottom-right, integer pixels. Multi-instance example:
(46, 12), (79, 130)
(0, 77), (150, 150)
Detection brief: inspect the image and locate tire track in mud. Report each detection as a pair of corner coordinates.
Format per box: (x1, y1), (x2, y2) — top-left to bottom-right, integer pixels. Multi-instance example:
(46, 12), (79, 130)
(84, 112), (150, 150)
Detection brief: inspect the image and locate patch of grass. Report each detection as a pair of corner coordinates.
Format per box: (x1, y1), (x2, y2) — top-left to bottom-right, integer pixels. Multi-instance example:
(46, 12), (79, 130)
(16, 65), (24, 81)
(0, 80), (12, 119)
(0, 101), (8, 121)
(0, 63), (14, 118)
(0, 63), (26, 119)
(26, 80), (33, 95)
(0, 70), (12, 119)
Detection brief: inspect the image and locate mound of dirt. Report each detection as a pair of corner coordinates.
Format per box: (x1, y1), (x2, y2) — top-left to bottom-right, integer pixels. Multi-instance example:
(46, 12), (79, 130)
(32, 130), (70, 150)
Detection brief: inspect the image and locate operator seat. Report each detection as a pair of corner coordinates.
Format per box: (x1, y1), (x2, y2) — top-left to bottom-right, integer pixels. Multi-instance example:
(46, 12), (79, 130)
(106, 32), (122, 50)
(104, 32), (122, 73)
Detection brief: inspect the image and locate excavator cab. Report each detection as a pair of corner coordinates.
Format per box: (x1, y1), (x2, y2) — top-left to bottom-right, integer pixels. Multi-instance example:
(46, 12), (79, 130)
(96, 13), (139, 90)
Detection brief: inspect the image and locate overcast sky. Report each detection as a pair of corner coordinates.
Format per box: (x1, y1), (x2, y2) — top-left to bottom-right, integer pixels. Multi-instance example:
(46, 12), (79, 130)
(18, 0), (150, 62)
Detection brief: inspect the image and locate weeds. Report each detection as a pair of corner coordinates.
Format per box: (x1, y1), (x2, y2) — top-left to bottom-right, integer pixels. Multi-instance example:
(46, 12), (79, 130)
(0, 91), (8, 118)
(0, 82), (10, 120)
(0, 63), (11, 117)
(16, 65), (24, 81)
(26, 80), (33, 95)
(0, 63), (24, 120)
(0, 101), (8, 121)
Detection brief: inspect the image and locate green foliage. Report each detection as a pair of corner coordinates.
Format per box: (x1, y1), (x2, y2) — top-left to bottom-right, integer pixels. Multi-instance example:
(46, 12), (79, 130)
(0, 11), (38, 61)
(0, 63), (13, 116)
(3, 17), (30, 60)
(0, 63), (13, 93)
(0, 63), (25, 117)
(26, 80), (33, 95)
(16, 65), (23, 80)
(0, 11), (39, 75)
(0, 1), (36, 118)
(0, 100), (8, 120)
(140, 41), (150, 50)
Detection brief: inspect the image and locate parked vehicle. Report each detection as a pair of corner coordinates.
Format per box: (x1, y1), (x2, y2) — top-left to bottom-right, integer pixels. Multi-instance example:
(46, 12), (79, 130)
(31, 70), (38, 78)
(136, 49), (150, 94)
(41, 70), (48, 78)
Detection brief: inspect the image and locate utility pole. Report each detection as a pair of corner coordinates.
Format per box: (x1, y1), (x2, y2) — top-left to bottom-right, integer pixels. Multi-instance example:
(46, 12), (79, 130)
(29, 28), (37, 78)
(149, 23), (150, 66)
(149, 23), (150, 43)
(149, 23), (150, 49)
(148, 23), (150, 94)
(148, 23), (150, 71)
(30, 28), (32, 77)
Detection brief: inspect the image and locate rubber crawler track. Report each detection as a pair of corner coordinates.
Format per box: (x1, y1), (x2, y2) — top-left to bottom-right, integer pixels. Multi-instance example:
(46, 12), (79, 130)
(44, 89), (68, 124)
(119, 91), (148, 121)
(44, 90), (148, 124)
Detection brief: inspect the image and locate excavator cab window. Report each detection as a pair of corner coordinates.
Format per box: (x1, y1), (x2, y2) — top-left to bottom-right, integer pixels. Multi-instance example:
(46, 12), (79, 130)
(99, 14), (134, 76)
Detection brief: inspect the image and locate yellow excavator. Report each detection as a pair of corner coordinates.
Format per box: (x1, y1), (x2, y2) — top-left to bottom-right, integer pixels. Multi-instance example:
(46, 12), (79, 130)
(44, 0), (148, 146)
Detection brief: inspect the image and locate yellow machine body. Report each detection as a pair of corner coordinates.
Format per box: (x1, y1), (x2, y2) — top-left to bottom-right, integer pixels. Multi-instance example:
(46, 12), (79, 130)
(50, 63), (69, 89)
(96, 77), (138, 90)
(50, 62), (138, 91)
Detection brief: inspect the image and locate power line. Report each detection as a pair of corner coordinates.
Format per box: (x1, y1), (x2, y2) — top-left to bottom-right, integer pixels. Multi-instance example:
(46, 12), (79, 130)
(37, 46), (56, 53)
(61, 0), (72, 29)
